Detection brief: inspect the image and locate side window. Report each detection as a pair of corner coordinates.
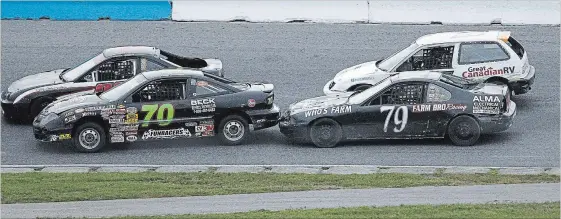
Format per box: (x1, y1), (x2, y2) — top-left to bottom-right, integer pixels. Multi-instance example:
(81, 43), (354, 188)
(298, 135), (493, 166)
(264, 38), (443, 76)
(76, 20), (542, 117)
(132, 79), (186, 103)
(93, 58), (137, 82)
(139, 58), (167, 72)
(396, 46), (454, 72)
(426, 83), (451, 103)
(369, 83), (425, 105)
(190, 78), (227, 97)
(459, 42), (510, 64)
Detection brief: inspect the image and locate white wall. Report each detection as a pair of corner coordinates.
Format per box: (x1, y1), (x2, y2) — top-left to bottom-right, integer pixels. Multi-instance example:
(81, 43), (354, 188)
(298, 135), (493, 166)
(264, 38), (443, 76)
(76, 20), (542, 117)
(171, 0), (560, 25)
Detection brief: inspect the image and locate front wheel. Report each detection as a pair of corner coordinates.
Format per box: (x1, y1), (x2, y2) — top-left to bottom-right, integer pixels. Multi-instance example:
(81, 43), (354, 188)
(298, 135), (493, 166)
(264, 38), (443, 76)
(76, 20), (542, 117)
(447, 115), (481, 146)
(309, 118), (343, 148)
(72, 122), (107, 153)
(218, 115), (249, 145)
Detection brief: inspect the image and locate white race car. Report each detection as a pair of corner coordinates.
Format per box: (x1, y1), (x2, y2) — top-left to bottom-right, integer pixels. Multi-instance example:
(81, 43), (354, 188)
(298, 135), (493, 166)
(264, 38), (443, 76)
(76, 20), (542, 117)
(324, 31), (535, 96)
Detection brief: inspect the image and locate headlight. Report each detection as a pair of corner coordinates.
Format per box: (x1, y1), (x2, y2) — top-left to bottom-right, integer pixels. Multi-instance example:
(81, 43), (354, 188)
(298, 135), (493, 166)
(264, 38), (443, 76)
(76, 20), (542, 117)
(41, 113), (59, 124)
(266, 95), (274, 105)
(39, 113), (64, 129)
(1, 91), (11, 101)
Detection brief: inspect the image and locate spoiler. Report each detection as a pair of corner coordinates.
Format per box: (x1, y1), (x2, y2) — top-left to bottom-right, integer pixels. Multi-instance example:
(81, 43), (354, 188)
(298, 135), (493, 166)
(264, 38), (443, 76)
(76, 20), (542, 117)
(201, 59), (224, 77)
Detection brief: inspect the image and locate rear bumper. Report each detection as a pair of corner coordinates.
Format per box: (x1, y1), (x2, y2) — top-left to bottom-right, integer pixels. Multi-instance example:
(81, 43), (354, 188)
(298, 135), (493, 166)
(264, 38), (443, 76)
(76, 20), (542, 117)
(248, 104), (280, 131)
(478, 101), (517, 134)
(509, 65), (535, 95)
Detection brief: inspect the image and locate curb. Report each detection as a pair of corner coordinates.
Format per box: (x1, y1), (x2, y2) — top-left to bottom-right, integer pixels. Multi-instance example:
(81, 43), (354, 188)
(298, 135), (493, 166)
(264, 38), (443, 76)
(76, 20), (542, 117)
(1, 165), (559, 175)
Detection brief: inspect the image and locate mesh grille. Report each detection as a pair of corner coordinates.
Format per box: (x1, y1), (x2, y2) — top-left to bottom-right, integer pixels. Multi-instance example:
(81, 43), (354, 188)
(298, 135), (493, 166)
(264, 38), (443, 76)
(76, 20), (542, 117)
(97, 60), (135, 81)
(382, 84), (424, 105)
(134, 80), (185, 102)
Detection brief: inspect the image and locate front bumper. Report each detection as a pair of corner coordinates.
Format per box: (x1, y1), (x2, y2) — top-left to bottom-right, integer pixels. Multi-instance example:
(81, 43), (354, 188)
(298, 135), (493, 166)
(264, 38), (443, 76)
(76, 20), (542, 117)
(247, 104), (281, 131)
(478, 101), (517, 134)
(509, 65), (535, 95)
(1, 99), (28, 119)
(32, 114), (73, 142)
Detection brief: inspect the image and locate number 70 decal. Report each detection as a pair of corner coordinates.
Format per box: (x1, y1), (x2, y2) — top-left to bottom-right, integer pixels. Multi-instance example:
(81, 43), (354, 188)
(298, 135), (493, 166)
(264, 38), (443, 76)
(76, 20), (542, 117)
(380, 106), (408, 132)
(141, 104), (175, 127)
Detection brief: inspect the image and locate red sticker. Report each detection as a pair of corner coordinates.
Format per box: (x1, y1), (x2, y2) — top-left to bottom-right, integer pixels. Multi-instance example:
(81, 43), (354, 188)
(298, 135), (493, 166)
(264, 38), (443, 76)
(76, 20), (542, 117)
(196, 81), (208, 87)
(248, 99), (256, 107)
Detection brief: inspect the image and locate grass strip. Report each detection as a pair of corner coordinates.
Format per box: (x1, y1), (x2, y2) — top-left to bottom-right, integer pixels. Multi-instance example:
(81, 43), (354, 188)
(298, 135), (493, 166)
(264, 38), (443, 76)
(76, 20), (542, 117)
(2, 172), (558, 204)
(104, 202), (561, 219)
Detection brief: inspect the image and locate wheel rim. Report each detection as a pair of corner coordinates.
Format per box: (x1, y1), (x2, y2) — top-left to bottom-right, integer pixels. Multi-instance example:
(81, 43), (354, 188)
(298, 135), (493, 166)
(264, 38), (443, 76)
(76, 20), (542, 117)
(79, 128), (100, 149)
(223, 120), (245, 141)
(311, 121), (338, 146)
(454, 122), (474, 140)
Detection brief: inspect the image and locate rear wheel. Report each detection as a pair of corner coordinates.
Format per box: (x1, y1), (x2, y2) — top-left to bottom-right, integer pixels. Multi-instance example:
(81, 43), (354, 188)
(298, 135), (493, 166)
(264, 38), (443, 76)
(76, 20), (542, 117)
(447, 115), (481, 146)
(72, 122), (107, 153)
(218, 115), (249, 145)
(309, 118), (342, 148)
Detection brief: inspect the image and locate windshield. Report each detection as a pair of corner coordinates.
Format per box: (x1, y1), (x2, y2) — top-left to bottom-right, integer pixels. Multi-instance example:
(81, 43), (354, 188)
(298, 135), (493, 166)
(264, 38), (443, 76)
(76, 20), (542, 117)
(99, 74), (148, 101)
(377, 42), (419, 71)
(348, 76), (392, 104)
(61, 53), (105, 81)
(440, 74), (478, 89)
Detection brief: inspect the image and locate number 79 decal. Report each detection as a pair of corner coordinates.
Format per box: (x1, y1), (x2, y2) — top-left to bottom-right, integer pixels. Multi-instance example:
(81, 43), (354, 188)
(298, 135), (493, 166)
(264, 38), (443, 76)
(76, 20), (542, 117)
(141, 104), (175, 127)
(380, 106), (408, 132)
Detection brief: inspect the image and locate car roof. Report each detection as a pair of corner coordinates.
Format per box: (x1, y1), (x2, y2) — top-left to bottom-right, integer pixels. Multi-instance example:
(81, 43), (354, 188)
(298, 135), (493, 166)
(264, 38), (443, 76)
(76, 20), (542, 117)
(102, 46), (160, 58)
(390, 71), (442, 83)
(415, 31), (511, 45)
(141, 68), (204, 80)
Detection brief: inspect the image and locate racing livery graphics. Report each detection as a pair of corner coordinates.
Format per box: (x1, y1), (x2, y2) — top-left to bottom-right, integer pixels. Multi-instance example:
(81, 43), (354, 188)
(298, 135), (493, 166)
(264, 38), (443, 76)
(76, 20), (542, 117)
(281, 72), (516, 148)
(32, 69), (279, 152)
(1, 46), (223, 122)
(323, 31), (535, 97)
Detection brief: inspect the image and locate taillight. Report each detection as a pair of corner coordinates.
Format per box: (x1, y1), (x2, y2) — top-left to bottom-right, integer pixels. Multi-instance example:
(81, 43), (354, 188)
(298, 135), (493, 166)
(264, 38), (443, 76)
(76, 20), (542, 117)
(95, 83), (115, 92)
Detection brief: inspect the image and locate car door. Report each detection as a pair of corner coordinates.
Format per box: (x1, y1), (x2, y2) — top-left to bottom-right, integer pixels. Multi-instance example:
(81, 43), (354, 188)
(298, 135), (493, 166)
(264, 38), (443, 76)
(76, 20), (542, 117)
(452, 41), (517, 81)
(350, 82), (429, 139)
(120, 78), (194, 142)
(393, 44), (456, 75)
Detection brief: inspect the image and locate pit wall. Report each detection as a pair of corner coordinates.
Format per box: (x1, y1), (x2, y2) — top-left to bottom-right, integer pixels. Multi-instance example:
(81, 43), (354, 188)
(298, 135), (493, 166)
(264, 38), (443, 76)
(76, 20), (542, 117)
(2, 0), (559, 25)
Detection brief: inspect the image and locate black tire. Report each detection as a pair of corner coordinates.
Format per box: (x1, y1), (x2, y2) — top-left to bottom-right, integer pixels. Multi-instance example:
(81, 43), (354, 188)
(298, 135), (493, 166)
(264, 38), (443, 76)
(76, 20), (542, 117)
(351, 84), (372, 92)
(72, 122), (107, 153)
(309, 118), (343, 148)
(447, 115), (481, 146)
(29, 97), (52, 120)
(218, 115), (249, 145)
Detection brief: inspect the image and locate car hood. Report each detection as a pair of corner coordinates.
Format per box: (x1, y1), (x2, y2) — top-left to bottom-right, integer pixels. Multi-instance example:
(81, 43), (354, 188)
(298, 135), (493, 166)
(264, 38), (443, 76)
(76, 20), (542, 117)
(289, 92), (354, 115)
(43, 94), (107, 115)
(7, 69), (66, 93)
(333, 60), (383, 81)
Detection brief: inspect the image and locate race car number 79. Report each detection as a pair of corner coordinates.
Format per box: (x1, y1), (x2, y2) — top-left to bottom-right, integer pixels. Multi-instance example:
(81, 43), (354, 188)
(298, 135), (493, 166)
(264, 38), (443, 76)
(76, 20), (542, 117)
(381, 106), (408, 133)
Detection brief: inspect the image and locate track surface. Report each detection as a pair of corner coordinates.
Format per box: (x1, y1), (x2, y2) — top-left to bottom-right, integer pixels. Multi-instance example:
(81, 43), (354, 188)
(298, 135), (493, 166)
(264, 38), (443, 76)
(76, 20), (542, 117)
(1, 21), (559, 166)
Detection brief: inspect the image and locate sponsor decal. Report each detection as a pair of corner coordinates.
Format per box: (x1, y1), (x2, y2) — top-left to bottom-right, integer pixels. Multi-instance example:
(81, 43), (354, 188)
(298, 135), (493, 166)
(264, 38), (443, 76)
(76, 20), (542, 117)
(248, 99), (256, 107)
(141, 128), (192, 140)
(64, 115), (77, 123)
(58, 133), (71, 140)
(126, 107), (137, 114)
(114, 109), (126, 114)
(304, 105), (352, 118)
(125, 113), (138, 124)
(62, 111), (74, 117)
(412, 104), (467, 113)
(473, 95), (501, 114)
(109, 118), (125, 124)
(110, 134), (125, 143)
(110, 115), (125, 119)
(85, 105), (115, 111)
(74, 108), (85, 114)
(196, 81), (208, 87)
(195, 126), (206, 132)
(82, 111), (97, 116)
(49, 135), (59, 142)
(185, 122), (198, 126)
(462, 66), (515, 78)
(200, 120), (214, 125)
(126, 135), (137, 142)
(191, 98), (216, 114)
(351, 76), (375, 82)
(117, 104), (125, 109)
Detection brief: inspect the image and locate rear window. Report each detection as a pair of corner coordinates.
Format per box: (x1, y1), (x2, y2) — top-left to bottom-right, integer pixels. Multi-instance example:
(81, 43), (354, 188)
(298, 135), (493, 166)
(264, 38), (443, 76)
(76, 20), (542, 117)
(505, 37), (525, 59)
(458, 42), (510, 65)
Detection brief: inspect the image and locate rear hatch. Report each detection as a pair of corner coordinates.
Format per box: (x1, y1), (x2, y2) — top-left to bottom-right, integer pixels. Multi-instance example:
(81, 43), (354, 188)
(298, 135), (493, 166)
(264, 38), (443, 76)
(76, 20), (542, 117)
(470, 83), (511, 114)
(505, 36), (531, 75)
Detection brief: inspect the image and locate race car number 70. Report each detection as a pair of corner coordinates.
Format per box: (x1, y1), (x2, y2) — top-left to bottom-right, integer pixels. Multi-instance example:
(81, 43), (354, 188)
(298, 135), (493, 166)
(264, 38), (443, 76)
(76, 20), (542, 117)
(380, 106), (408, 133)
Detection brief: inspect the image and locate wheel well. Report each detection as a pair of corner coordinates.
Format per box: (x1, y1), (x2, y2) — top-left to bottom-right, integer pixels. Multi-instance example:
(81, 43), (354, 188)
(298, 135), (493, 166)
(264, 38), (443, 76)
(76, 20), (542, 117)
(348, 83), (372, 91)
(72, 116), (107, 136)
(307, 117), (344, 134)
(484, 77), (509, 86)
(29, 96), (55, 113)
(216, 110), (252, 126)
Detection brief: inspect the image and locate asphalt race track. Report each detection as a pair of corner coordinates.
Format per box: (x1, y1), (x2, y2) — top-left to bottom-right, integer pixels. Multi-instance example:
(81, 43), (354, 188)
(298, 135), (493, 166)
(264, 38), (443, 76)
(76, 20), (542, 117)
(1, 21), (559, 166)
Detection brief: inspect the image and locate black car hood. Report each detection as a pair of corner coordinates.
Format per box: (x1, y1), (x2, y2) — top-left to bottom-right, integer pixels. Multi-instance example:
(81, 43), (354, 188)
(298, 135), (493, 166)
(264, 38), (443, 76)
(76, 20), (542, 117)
(43, 94), (107, 114)
(7, 69), (66, 93)
(289, 92), (353, 115)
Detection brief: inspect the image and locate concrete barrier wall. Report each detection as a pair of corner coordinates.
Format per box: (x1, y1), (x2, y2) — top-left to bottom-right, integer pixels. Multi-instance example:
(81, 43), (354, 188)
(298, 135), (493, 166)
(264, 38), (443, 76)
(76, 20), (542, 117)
(1, 1), (171, 20)
(172, 0), (560, 25)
